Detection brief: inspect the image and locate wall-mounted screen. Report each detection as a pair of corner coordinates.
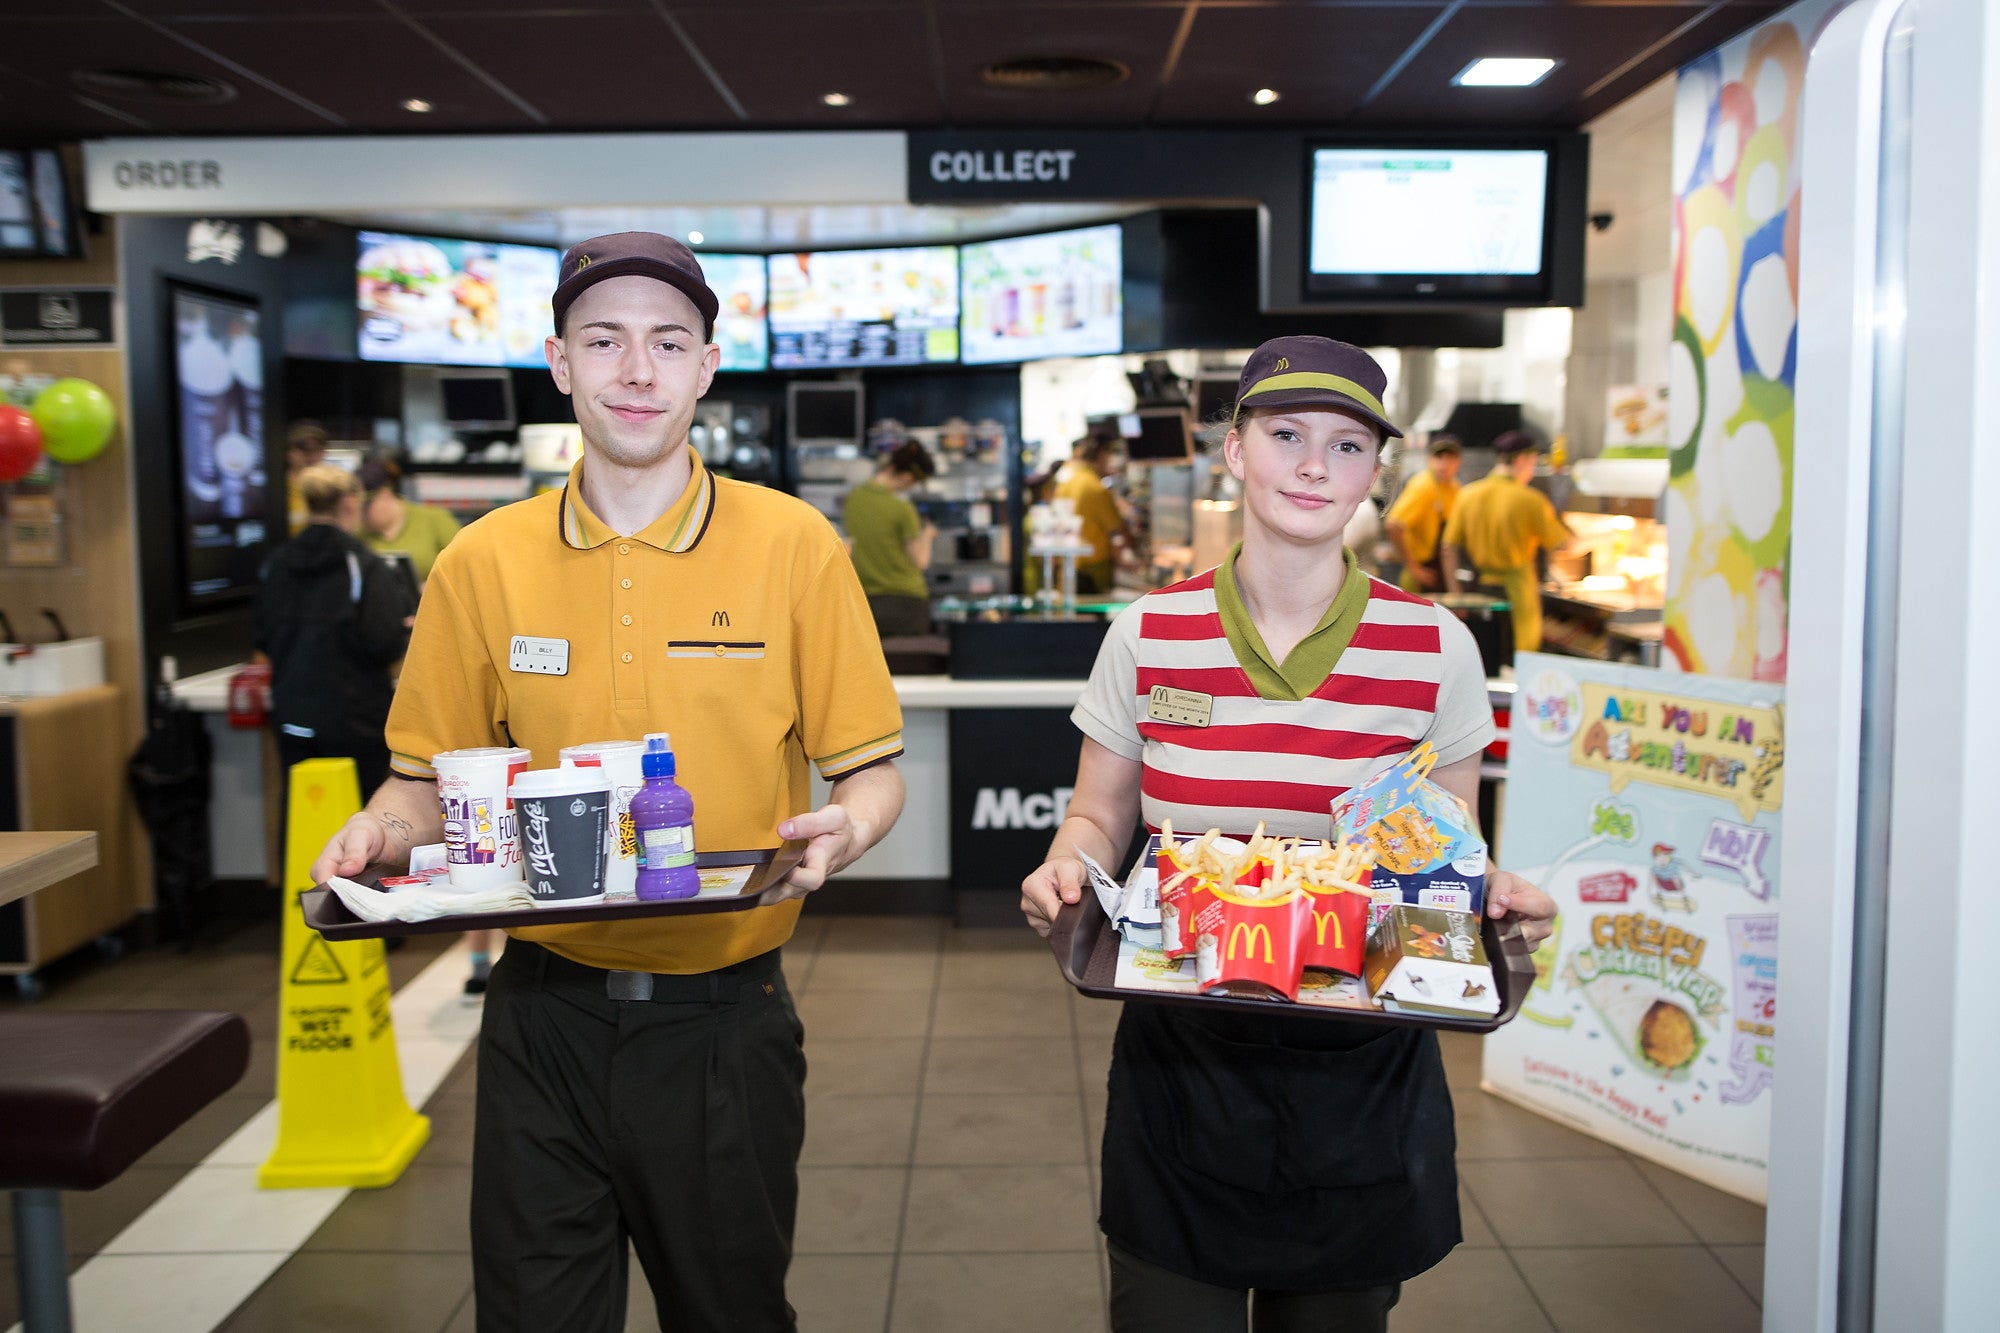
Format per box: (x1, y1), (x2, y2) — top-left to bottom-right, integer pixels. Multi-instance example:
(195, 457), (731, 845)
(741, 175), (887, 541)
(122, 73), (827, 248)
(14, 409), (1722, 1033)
(1121, 408), (1194, 464)
(1305, 145), (1554, 302)
(0, 149), (81, 259)
(357, 230), (559, 368)
(787, 381), (864, 449)
(959, 223), (1122, 365)
(700, 252), (769, 372)
(439, 370), (516, 431)
(173, 284), (269, 606)
(768, 245), (959, 369)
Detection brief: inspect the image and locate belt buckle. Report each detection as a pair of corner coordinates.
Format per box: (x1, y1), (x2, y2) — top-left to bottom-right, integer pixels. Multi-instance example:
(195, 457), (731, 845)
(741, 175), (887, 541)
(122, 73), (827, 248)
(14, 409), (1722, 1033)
(606, 970), (654, 1002)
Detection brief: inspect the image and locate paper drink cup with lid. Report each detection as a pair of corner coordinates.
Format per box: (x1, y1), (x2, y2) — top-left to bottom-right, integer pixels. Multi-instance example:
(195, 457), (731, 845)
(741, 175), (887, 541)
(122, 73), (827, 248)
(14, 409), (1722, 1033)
(510, 766), (612, 907)
(433, 746), (530, 889)
(559, 740), (645, 900)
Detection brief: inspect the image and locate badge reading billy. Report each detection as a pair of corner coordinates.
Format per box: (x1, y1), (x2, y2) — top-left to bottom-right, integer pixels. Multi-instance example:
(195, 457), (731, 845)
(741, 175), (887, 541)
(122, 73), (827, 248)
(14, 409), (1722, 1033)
(509, 635), (570, 676)
(1147, 685), (1212, 728)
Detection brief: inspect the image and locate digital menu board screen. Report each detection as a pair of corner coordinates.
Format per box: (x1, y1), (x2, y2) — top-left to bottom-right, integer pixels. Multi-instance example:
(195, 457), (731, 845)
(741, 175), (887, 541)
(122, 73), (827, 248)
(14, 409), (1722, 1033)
(700, 252), (769, 372)
(960, 223), (1122, 365)
(173, 284), (269, 605)
(356, 230), (559, 368)
(768, 245), (959, 369)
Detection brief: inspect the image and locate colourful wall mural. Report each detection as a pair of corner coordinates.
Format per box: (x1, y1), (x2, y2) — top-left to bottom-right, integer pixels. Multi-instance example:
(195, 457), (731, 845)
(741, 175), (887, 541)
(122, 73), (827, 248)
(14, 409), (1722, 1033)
(1665, 0), (1842, 681)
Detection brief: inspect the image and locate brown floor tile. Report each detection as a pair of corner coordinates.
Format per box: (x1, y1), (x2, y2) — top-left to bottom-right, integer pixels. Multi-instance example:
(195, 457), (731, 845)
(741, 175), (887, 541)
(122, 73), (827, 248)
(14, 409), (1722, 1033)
(1396, 1247), (1553, 1331)
(1451, 1089), (1622, 1160)
(1083, 1089), (1107, 1166)
(1512, 1245), (1760, 1333)
(1461, 1159), (1695, 1248)
(0, 1164), (183, 1262)
(923, 1037), (1080, 1096)
(1632, 1158), (1767, 1246)
(914, 1095), (1088, 1166)
(1458, 1184), (1499, 1248)
(797, 989), (935, 1040)
(413, 1095), (478, 1165)
(936, 947), (1063, 992)
(794, 1167), (908, 1255)
(944, 925), (1049, 955)
(802, 1095), (919, 1167)
(805, 1036), (927, 1098)
(900, 1164), (1098, 1253)
(930, 986), (1072, 1039)
(1436, 1029), (1487, 1089)
(789, 1254), (896, 1333)
(806, 950), (940, 993)
(432, 1047), (479, 1104)
(889, 1252), (1106, 1333)
(215, 1251), (472, 1333)
(623, 1255), (661, 1333)
(134, 1092), (268, 1168)
(302, 1164), (472, 1254)
(1711, 1244), (1764, 1306)
(1077, 1030), (1115, 1087)
(1068, 993), (1123, 1036)
(818, 916), (946, 953)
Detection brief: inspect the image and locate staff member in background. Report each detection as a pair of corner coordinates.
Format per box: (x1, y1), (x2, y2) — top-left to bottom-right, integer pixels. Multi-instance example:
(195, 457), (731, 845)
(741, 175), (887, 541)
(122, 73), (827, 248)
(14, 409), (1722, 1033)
(1441, 430), (1572, 653)
(1053, 432), (1127, 594)
(310, 234), (905, 1333)
(284, 420), (330, 533)
(254, 464), (415, 794)
(1384, 433), (1462, 595)
(359, 455), (462, 587)
(843, 440), (938, 638)
(1020, 336), (1555, 1333)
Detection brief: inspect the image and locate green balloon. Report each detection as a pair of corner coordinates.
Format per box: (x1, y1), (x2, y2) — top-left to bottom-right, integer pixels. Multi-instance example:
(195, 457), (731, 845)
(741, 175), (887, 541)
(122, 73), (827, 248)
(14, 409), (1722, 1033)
(32, 377), (117, 464)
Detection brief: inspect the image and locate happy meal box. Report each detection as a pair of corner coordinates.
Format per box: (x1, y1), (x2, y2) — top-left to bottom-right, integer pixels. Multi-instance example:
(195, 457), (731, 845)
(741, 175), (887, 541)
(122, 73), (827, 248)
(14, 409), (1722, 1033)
(1330, 742), (1487, 917)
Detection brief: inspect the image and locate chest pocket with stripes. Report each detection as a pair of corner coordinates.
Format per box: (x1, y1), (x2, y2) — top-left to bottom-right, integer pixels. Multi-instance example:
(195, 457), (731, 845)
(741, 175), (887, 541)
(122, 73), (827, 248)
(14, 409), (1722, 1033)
(667, 640), (766, 660)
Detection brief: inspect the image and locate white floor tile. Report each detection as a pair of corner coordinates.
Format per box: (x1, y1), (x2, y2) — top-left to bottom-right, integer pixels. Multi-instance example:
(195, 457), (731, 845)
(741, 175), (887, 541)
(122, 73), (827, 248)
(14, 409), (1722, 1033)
(100, 1166), (347, 1255)
(10, 1253), (292, 1333)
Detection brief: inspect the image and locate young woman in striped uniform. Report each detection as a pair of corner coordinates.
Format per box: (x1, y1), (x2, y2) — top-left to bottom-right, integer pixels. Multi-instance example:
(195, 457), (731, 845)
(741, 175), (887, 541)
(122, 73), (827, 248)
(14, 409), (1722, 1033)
(1022, 336), (1557, 1333)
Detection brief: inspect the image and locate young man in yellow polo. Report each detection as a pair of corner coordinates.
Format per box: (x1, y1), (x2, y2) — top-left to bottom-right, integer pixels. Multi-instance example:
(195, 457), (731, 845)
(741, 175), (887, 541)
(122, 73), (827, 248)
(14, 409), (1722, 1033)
(1441, 430), (1572, 654)
(310, 233), (905, 1333)
(1384, 433), (1461, 595)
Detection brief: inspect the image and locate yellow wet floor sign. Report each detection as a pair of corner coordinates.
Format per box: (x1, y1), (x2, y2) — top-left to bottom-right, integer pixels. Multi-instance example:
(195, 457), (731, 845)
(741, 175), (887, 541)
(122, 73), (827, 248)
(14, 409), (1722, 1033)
(260, 758), (430, 1189)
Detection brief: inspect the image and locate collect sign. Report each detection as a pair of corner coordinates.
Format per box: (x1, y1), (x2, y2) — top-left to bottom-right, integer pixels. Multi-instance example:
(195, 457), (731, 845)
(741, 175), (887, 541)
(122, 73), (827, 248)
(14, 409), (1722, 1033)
(0, 287), (117, 348)
(1482, 655), (1785, 1203)
(907, 130), (1285, 204)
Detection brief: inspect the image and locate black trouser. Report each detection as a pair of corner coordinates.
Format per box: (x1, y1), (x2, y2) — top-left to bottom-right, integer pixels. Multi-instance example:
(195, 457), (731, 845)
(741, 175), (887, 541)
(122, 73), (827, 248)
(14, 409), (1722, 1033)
(471, 941), (805, 1333)
(1108, 1242), (1400, 1333)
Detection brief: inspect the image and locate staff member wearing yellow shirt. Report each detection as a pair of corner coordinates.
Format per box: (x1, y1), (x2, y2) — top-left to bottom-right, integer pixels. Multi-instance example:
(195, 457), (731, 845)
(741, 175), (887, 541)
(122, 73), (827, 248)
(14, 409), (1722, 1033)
(358, 456), (462, 587)
(1441, 430), (1572, 654)
(1384, 434), (1461, 594)
(310, 233), (906, 1333)
(1053, 433), (1127, 594)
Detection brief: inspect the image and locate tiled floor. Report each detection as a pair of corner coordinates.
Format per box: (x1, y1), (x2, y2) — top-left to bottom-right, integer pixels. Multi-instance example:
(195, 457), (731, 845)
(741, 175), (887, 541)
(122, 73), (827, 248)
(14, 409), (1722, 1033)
(2, 912), (1766, 1332)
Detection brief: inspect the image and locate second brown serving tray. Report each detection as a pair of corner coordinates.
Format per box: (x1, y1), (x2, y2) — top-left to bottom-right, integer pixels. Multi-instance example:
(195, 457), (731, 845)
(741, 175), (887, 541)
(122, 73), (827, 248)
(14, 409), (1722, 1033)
(301, 844), (807, 940)
(1048, 897), (1538, 1034)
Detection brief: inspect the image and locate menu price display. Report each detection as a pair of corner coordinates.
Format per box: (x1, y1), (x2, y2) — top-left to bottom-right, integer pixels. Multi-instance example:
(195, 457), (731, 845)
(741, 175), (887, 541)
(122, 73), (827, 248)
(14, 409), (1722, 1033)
(1309, 148), (1548, 277)
(700, 253), (769, 372)
(960, 223), (1121, 365)
(768, 246), (960, 369)
(357, 230), (558, 368)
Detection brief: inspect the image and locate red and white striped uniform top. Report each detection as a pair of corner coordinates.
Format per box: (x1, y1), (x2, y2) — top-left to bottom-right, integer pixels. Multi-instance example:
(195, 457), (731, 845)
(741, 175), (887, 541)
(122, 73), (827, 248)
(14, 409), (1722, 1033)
(1073, 567), (1495, 839)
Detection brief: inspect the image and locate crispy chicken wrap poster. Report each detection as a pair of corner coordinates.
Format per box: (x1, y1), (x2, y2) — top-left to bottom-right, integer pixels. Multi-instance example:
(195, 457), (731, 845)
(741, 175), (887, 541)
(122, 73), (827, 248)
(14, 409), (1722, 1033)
(1482, 654), (1783, 1203)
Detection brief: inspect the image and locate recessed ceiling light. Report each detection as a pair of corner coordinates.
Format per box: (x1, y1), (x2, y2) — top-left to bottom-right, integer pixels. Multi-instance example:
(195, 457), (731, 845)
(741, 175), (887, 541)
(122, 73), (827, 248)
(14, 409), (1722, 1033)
(821, 92), (851, 107)
(687, 230), (704, 245)
(402, 98), (433, 113)
(1453, 58), (1558, 88)
(1250, 88), (1281, 106)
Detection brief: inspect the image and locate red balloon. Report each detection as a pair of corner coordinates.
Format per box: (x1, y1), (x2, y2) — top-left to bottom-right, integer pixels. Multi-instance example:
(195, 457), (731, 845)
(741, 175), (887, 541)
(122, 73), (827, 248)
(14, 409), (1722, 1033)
(0, 406), (43, 483)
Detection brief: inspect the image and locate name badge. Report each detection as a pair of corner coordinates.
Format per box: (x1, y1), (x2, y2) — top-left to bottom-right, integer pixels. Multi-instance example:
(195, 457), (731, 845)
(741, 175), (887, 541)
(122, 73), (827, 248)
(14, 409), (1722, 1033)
(509, 636), (570, 676)
(1147, 685), (1213, 728)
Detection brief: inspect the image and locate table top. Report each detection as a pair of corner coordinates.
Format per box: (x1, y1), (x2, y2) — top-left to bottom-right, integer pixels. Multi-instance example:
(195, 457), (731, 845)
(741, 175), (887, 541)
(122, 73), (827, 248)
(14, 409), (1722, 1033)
(0, 831), (99, 908)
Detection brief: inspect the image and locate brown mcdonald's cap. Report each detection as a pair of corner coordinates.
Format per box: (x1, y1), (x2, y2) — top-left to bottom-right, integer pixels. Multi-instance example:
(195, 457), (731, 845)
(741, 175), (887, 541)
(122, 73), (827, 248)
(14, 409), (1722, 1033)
(551, 232), (719, 340)
(1232, 335), (1402, 439)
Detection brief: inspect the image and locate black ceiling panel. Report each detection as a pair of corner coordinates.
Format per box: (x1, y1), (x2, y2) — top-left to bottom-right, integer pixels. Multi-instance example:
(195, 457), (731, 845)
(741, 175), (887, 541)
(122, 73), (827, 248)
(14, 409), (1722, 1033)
(674, 6), (944, 126)
(419, 16), (741, 130)
(1156, 3), (1450, 124)
(937, 4), (1184, 125)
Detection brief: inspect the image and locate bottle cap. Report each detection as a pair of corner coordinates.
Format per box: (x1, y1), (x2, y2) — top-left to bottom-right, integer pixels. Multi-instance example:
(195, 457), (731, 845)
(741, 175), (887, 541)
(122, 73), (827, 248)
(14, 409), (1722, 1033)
(641, 731), (677, 780)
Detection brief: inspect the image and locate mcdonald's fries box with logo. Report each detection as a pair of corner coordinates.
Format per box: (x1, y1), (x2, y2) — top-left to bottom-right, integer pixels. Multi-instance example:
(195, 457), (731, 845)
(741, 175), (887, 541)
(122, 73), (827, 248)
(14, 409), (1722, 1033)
(299, 845), (804, 939)
(1050, 837), (1536, 1033)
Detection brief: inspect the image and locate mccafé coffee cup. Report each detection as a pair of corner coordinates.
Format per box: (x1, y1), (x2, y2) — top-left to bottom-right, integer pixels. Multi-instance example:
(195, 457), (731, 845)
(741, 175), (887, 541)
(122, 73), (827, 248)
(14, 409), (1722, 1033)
(559, 740), (645, 900)
(433, 747), (530, 889)
(509, 766), (613, 907)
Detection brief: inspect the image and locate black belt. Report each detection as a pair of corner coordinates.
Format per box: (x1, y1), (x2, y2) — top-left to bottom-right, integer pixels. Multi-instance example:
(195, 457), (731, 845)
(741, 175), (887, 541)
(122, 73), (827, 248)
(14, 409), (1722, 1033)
(517, 940), (782, 1003)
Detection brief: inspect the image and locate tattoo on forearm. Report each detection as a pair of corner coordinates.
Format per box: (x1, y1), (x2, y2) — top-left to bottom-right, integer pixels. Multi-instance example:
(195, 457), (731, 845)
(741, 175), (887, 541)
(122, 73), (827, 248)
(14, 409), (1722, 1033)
(379, 813), (415, 849)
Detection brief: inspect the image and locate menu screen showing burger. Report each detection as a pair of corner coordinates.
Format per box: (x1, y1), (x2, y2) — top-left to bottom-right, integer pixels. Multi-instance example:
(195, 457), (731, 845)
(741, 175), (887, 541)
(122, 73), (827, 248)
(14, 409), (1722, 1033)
(960, 223), (1122, 365)
(356, 230), (558, 368)
(701, 253), (769, 372)
(767, 245), (959, 369)
(173, 285), (269, 603)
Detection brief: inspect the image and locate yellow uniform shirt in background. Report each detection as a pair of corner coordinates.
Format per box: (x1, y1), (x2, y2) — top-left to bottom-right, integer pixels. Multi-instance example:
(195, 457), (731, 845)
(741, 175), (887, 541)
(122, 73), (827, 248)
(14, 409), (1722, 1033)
(1443, 472), (1570, 576)
(1385, 468), (1460, 565)
(366, 502), (462, 584)
(1052, 462), (1122, 567)
(386, 452), (904, 974)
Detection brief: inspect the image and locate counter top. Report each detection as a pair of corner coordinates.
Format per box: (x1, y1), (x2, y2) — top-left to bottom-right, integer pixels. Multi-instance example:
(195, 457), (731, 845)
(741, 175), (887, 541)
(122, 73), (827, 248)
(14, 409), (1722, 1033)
(170, 664), (239, 714)
(0, 831), (99, 908)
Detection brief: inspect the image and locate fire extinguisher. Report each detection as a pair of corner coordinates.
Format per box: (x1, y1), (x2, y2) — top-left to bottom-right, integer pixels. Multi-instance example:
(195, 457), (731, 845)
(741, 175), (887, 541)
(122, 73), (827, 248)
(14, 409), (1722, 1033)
(226, 662), (272, 730)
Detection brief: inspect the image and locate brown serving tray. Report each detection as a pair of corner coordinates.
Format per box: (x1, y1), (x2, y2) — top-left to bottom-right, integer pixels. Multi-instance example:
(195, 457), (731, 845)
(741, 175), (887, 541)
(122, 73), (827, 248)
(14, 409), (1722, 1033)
(1049, 897), (1538, 1033)
(301, 844), (806, 940)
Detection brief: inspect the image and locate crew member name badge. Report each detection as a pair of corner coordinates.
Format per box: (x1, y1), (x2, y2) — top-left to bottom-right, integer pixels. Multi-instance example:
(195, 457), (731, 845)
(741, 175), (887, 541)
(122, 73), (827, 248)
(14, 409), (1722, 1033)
(1147, 685), (1213, 728)
(509, 636), (570, 676)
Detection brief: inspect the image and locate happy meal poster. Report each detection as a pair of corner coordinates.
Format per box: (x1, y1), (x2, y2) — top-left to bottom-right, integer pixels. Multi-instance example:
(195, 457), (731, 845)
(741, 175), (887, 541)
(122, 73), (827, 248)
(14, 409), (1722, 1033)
(1482, 653), (1784, 1202)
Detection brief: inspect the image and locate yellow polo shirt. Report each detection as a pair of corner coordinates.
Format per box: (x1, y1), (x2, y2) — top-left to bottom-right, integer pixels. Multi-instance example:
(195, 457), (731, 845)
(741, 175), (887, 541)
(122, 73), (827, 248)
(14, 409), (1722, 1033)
(1053, 462), (1122, 566)
(1442, 472), (1570, 575)
(385, 451), (903, 974)
(1385, 468), (1460, 565)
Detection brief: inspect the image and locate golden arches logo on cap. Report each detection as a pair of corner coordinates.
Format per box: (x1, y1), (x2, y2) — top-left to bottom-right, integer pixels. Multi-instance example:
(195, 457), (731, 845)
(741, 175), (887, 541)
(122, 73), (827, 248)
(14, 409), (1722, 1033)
(576, 253), (592, 268)
(1275, 357), (1290, 371)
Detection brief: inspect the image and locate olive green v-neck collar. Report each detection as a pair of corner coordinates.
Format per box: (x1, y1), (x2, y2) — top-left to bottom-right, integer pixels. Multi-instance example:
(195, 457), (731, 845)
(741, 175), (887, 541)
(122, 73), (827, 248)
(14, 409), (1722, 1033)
(1212, 544), (1370, 701)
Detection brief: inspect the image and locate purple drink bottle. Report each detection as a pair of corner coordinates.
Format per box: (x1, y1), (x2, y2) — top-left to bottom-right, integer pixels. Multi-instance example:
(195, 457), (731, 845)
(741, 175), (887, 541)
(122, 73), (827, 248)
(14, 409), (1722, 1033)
(630, 732), (699, 900)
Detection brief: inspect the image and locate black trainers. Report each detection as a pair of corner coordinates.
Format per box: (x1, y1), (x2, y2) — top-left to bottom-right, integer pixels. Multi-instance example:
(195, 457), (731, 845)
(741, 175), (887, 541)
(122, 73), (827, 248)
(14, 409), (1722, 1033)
(463, 973), (489, 997)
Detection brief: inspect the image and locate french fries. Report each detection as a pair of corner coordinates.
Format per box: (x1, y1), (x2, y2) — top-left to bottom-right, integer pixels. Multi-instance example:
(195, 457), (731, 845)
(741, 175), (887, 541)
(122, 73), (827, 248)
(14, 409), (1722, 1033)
(1158, 821), (1377, 901)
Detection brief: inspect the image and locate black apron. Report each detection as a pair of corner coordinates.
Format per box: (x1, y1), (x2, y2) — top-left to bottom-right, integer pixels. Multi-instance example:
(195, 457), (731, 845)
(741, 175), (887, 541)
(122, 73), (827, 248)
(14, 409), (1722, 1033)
(1099, 1000), (1460, 1291)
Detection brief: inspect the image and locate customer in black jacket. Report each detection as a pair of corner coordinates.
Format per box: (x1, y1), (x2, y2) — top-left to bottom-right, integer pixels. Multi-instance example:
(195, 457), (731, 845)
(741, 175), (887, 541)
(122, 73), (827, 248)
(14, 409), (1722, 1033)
(254, 463), (415, 794)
